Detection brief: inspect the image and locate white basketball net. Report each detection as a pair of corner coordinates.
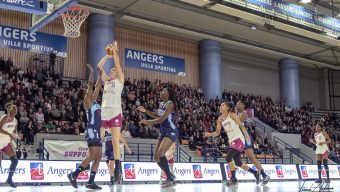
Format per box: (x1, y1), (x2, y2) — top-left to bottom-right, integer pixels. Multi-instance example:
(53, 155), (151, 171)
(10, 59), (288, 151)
(61, 7), (89, 38)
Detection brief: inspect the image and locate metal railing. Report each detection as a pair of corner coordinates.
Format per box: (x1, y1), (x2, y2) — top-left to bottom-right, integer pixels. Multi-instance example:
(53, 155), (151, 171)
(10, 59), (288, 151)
(248, 118), (265, 133)
(203, 144), (286, 163)
(177, 146), (192, 162)
(273, 136), (313, 164)
(39, 140), (49, 160)
(128, 143), (192, 162)
(126, 143), (156, 162)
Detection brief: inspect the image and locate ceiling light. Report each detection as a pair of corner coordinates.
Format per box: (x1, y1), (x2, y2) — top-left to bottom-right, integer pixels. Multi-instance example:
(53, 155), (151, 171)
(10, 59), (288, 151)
(299, 0), (311, 3)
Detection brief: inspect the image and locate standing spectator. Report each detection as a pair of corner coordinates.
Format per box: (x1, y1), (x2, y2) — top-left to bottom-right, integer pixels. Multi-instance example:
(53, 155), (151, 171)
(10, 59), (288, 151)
(5, 57), (13, 73)
(0, 56), (5, 71)
(24, 120), (35, 144)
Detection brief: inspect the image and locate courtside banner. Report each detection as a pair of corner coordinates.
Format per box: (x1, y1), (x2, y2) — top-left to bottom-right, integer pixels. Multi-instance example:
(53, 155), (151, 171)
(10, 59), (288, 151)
(44, 140), (124, 160)
(223, 0), (340, 32)
(224, 164), (299, 180)
(0, 0), (47, 15)
(314, 14), (340, 32)
(124, 48), (185, 76)
(0, 25), (67, 57)
(0, 160), (112, 183)
(299, 165), (340, 179)
(122, 162), (222, 182)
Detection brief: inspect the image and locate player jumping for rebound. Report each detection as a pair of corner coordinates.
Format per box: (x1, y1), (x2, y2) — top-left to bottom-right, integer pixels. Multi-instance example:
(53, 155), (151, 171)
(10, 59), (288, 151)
(236, 101), (270, 184)
(98, 41), (124, 184)
(68, 64), (102, 189)
(0, 103), (19, 188)
(205, 102), (260, 186)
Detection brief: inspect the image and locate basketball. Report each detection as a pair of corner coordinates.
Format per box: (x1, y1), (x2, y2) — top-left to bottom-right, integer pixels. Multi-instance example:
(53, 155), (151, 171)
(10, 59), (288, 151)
(106, 45), (113, 56)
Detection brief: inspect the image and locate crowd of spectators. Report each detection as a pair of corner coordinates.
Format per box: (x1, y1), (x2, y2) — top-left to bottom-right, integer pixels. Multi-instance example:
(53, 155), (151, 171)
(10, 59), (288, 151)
(1, 56), (339, 160)
(1, 56), (89, 144)
(253, 95), (340, 159)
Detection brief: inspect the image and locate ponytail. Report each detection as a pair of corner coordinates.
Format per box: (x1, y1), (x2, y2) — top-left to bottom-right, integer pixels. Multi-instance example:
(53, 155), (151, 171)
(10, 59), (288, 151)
(166, 87), (178, 111)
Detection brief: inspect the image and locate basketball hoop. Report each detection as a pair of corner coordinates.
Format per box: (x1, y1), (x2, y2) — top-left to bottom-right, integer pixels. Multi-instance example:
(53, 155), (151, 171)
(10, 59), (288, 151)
(61, 6), (89, 38)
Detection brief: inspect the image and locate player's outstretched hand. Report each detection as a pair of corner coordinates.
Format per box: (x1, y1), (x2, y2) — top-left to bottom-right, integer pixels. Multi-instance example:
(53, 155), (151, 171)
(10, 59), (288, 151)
(112, 41), (118, 53)
(87, 64), (93, 72)
(139, 119), (148, 126)
(137, 106), (146, 113)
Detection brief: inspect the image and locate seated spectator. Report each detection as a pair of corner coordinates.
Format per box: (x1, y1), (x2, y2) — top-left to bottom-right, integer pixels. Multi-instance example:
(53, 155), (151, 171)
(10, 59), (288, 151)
(254, 140), (261, 154)
(56, 127), (62, 134)
(121, 125), (132, 138)
(149, 126), (159, 139)
(45, 120), (56, 133)
(139, 126), (149, 138)
(63, 122), (74, 135)
(128, 120), (138, 138)
(35, 107), (44, 123)
(50, 104), (61, 120)
(64, 105), (75, 121)
(36, 122), (45, 133)
(74, 128), (80, 135)
(16, 144), (28, 160)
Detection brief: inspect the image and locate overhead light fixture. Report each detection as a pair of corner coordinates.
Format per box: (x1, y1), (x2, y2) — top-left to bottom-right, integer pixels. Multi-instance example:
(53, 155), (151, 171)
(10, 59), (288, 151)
(299, 0), (311, 3)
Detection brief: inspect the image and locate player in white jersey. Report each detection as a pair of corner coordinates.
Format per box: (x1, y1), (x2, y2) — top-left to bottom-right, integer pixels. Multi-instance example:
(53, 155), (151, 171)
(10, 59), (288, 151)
(236, 101), (270, 184)
(205, 102), (259, 186)
(309, 123), (331, 183)
(0, 103), (19, 188)
(97, 41), (124, 184)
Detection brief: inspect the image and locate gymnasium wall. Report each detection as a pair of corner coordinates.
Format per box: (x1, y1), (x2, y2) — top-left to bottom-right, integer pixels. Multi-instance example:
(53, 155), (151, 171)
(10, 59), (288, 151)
(0, 10), (200, 87)
(0, 9), (324, 103)
(299, 67), (320, 108)
(221, 52), (280, 101)
(115, 27), (199, 87)
(221, 51), (321, 107)
(0, 9), (88, 78)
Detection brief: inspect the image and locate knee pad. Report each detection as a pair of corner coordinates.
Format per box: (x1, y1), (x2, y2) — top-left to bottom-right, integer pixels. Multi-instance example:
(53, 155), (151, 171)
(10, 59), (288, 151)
(9, 156), (18, 170)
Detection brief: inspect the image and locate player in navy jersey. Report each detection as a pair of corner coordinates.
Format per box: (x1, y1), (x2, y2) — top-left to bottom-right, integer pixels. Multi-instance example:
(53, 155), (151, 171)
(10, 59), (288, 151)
(139, 87), (178, 188)
(236, 101), (270, 184)
(68, 64), (102, 190)
(103, 130), (132, 185)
